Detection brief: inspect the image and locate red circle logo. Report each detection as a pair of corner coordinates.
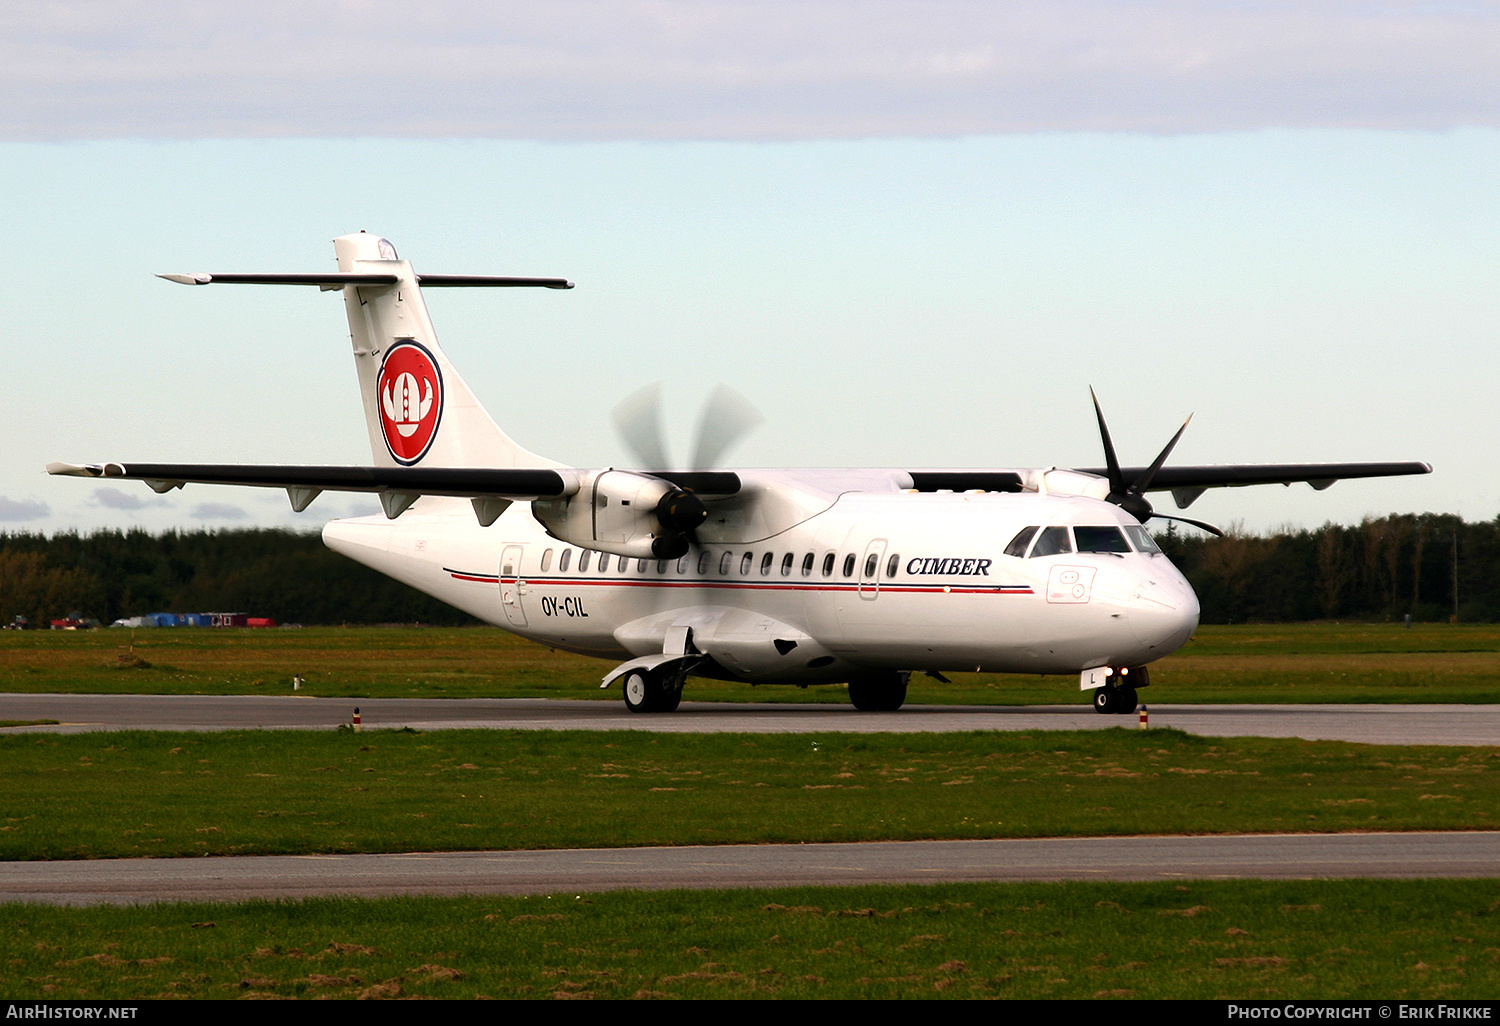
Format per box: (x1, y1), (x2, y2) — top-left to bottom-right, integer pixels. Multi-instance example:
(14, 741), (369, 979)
(377, 341), (443, 464)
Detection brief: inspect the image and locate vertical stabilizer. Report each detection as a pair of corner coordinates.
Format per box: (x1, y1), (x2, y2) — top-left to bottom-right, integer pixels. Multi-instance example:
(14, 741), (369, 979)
(333, 232), (561, 470)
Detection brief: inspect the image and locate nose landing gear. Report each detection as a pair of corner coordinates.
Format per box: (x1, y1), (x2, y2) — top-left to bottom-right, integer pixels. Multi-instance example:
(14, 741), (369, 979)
(1091, 665), (1147, 715)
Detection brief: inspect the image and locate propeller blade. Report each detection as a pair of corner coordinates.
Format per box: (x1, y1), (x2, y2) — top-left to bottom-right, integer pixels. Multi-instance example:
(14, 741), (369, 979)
(1152, 513), (1224, 537)
(1089, 386), (1126, 495)
(611, 383), (672, 469)
(690, 385), (765, 470)
(1131, 413), (1193, 494)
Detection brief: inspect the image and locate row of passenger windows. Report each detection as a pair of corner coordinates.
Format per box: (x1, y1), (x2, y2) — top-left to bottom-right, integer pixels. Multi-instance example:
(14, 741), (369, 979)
(536, 547), (904, 580)
(1003, 524), (1161, 558)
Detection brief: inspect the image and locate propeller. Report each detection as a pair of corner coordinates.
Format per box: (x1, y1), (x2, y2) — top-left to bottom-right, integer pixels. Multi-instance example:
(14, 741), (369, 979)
(1090, 387), (1224, 537)
(613, 383), (764, 472)
(611, 383), (766, 557)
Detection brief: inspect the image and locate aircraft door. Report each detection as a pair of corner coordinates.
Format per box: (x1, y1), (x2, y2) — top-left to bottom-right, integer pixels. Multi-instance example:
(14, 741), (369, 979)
(858, 538), (887, 601)
(499, 544), (529, 627)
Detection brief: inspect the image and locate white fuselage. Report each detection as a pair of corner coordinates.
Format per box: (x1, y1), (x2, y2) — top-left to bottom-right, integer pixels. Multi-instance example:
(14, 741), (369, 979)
(323, 473), (1200, 684)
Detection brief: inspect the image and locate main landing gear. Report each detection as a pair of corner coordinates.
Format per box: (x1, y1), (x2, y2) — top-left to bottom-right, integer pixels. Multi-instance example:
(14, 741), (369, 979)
(621, 668), (683, 713)
(1091, 666), (1148, 715)
(848, 671), (909, 712)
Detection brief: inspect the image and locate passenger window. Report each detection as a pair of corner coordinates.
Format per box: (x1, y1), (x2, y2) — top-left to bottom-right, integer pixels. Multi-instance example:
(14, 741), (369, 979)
(698, 550), (712, 575)
(802, 553), (815, 577)
(1075, 526), (1130, 553)
(759, 552), (772, 575)
(886, 554), (899, 578)
(863, 553), (878, 578)
(676, 555), (690, 573)
(599, 553), (611, 572)
(1029, 526), (1073, 557)
(740, 552), (753, 575)
(1005, 526), (1039, 558)
(821, 552), (835, 577)
(720, 552), (733, 575)
(781, 553), (794, 576)
(842, 554), (856, 578)
(559, 549), (572, 573)
(540, 548), (553, 572)
(656, 560), (668, 574)
(638, 558), (649, 573)
(578, 550), (591, 572)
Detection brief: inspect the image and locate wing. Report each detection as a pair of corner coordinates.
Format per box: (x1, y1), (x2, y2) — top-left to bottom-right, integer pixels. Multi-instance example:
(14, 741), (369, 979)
(45, 461), (742, 525)
(901, 462), (1431, 509)
(1068, 461), (1433, 508)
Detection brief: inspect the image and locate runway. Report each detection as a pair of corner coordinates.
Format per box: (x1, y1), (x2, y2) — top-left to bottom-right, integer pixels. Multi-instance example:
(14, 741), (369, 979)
(3, 832), (1496, 907)
(3, 694), (1495, 905)
(2, 693), (1499, 746)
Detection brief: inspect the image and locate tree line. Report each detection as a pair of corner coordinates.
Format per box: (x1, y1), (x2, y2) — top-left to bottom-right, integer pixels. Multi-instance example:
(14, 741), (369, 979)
(1, 514), (1495, 627)
(1158, 513), (1494, 624)
(0, 528), (475, 627)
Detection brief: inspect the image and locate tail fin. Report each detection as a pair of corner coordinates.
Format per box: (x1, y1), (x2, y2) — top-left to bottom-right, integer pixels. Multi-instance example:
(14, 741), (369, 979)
(333, 232), (563, 471)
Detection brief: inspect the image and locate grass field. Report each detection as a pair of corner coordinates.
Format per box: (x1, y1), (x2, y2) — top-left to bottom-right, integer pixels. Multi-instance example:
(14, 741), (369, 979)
(3, 622), (1497, 1000)
(4, 880), (1498, 999)
(2, 621), (1498, 704)
(2, 727), (1496, 860)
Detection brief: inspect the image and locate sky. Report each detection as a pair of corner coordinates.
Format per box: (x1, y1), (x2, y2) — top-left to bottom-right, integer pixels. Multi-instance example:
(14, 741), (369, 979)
(4, 1), (1496, 537)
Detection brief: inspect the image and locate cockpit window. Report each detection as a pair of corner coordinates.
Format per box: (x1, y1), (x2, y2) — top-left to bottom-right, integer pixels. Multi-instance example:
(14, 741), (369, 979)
(1124, 524), (1161, 554)
(1029, 526), (1073, 557)
(1074, 526), (1131, 553)
(1004, 526), (1038, 558)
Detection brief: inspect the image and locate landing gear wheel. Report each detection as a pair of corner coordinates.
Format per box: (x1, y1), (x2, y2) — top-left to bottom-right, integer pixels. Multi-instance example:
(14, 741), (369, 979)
(622, 671), (653, 713)
(622, 669), (683, 713)
(848, 672), (909, 712)
(1092, 686), (1117, 715)
(1115, 686), (1138, 714)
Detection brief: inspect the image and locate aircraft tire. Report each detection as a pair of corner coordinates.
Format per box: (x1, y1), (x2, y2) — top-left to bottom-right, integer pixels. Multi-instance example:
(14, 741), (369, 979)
(848, 672), (908, 712)
(623, 670), (660, 713)
(1115, 686), (1138, 714)
(1092, 687), (1117, 715)
(623, 669), (680, 713)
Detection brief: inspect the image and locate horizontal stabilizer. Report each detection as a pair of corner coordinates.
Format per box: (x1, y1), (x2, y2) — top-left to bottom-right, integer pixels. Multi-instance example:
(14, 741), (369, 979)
(158, 272), (573, 289)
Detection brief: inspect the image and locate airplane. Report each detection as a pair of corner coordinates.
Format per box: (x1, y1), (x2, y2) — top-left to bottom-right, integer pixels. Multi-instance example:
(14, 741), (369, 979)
(49, 232), (1431, 715)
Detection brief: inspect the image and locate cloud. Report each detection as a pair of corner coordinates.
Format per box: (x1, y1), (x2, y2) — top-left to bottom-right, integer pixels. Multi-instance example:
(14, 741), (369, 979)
(4, 2), (1498, 141)
(91, 487), (170, 511)
(190, 502), (249, 521)
(0, 497), (50, 522)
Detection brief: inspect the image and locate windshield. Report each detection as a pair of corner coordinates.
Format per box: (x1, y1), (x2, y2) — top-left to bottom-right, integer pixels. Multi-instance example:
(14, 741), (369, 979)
(1073, 526), (1131, 553)
(1029, 526), (1073, 557)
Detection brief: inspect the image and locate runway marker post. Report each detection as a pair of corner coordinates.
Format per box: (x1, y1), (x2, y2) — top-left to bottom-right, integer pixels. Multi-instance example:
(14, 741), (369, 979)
(1138, 704), (1148, 728)
(352, 707), (362, 733)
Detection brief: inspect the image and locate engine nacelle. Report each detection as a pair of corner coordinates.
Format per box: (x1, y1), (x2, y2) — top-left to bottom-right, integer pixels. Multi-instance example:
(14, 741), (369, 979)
(1033, 468), (1112, 501)
(531, 470), (705, 560)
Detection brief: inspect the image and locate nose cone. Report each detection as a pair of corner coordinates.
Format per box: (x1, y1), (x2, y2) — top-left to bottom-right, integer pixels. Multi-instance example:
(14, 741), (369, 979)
(1127, 573), (1200, 657)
